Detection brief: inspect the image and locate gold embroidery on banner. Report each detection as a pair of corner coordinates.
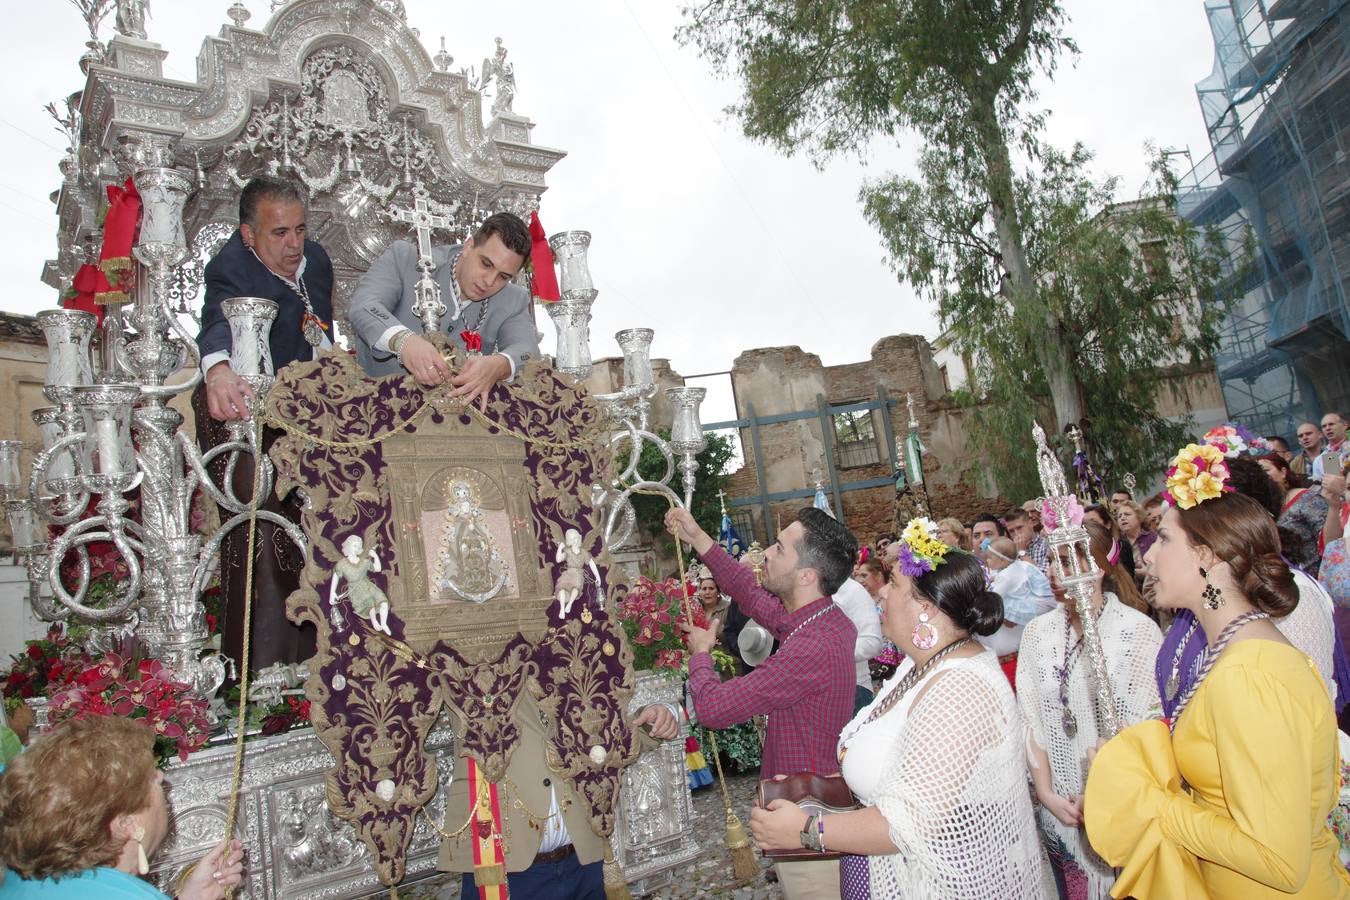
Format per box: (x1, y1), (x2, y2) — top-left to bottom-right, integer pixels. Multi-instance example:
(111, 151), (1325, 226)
(265, 343), (637, 882)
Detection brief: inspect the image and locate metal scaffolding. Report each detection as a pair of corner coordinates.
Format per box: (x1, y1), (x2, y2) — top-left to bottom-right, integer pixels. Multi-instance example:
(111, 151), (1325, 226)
(1177, 0), (1350, 437)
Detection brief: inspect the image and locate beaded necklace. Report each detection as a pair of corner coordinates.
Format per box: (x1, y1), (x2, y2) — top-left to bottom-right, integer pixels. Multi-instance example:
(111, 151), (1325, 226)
(782, 601), (835, 645)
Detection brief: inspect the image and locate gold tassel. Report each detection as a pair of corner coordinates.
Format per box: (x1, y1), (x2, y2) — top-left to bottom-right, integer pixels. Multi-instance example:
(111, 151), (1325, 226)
(602, 845), (633, 900)
(724, 809), (761, 882)
(707, 730), (760, 885)
(473, 859), (506, 887)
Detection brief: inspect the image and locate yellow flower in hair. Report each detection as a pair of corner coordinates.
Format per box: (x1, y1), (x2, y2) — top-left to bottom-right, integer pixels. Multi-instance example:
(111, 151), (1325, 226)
(901, 517), (949, 565)
(1164, 442), (1232, 510)
(1193, 471), (1225, 503)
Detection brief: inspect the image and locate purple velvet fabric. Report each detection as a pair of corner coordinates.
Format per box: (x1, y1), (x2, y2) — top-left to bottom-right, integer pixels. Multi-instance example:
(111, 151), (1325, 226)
(1155, 609), (1203, 719)
(267, 355), (637, 883)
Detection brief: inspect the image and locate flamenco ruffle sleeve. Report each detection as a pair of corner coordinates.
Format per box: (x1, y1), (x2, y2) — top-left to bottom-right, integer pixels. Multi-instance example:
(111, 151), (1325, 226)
(1083, 719), (1205, 899)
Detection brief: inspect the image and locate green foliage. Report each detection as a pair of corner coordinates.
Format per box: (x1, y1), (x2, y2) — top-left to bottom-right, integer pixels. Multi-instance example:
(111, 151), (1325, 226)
(677, 0), (1074, 164)
(627, 430), (736, 554)
(863, 144), (1237, 496)
(695, 720), (762, 773)
(678, 3), (1238, 495)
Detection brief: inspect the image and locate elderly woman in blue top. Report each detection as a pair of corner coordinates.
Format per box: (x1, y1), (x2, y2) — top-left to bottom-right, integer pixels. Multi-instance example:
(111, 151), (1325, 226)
(0, 715), (243, 898)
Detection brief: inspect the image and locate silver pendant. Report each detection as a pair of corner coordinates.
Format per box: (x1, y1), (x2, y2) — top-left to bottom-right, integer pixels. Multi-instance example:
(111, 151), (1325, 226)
(1061, 708), (1078, 738)
(1165, 673), (1179, 699)
(303, 319), (323, 347)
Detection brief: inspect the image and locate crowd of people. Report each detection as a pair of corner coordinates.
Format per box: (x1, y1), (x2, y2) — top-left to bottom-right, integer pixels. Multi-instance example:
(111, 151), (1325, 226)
(671, 417), (1350, 899)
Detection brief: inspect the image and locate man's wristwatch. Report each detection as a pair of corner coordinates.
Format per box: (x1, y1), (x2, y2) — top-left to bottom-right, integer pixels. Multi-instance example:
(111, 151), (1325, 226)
(799, 813), (823, 852)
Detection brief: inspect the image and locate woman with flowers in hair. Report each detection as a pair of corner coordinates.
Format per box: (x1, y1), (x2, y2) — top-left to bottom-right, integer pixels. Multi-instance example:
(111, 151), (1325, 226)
(1016, 519), (1161, 899)
(1084, 443), (1350, 898)
(749, 517), (1054, 899)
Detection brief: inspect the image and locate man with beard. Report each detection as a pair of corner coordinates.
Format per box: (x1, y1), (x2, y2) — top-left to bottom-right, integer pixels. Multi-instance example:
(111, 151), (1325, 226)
(666, 505), (857, 899)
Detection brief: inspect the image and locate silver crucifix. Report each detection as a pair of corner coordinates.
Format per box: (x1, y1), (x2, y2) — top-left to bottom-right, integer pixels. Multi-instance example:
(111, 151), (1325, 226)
(388, 190), (460, 333)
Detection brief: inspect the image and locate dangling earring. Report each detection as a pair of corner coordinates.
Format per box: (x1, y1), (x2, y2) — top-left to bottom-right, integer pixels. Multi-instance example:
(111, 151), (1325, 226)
(1200, 566), (1224, 610)
(912, 611), (939, 650)
(133, 825), (149, 875)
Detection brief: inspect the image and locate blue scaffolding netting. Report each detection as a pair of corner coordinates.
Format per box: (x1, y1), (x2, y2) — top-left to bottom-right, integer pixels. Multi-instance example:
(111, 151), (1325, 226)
(1176, 0), (1350, 437)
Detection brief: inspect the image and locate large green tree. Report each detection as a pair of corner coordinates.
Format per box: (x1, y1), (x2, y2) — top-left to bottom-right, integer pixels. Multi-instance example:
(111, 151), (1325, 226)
(864, 143), (1233, 498)
(678, 0), (1085, 429)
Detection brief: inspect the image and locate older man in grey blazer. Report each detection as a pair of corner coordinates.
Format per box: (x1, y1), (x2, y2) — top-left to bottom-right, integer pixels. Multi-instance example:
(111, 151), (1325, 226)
(348, 211), (541, 408)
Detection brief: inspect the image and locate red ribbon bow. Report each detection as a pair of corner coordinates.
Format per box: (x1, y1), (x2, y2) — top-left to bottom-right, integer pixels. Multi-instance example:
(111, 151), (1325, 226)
(460, 330), (483, 352)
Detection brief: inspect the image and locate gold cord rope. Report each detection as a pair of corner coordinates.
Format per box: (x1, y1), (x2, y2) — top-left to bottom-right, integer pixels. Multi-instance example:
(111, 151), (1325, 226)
(221, 421), (264, 898)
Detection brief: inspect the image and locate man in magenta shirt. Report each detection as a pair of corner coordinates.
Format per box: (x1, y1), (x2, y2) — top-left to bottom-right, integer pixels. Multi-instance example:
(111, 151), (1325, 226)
(666, 506), (857, 898)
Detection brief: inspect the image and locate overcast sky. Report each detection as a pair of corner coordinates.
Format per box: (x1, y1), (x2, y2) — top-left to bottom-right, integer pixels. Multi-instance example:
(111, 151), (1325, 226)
(0, 1), (1215, 423)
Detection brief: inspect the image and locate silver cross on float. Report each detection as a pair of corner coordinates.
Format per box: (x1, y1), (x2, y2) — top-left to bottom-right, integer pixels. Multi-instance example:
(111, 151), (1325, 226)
(388, 189), (460, 332)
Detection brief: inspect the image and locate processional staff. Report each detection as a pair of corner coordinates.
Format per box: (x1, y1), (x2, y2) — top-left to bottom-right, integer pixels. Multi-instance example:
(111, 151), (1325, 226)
(1033, 421), (1120, 738)
(1065, 421), (1107, 505)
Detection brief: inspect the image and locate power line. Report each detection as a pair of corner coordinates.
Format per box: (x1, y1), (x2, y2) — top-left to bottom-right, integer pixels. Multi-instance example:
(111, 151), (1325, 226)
(0, 116), (64, 153)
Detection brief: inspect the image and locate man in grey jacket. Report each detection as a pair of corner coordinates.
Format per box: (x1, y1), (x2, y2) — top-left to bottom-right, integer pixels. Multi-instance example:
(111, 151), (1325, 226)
(348, 211), (540, 407)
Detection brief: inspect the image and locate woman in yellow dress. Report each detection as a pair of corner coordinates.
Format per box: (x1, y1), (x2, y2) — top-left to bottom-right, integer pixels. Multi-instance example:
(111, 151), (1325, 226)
(1084, 442), (1350, 898)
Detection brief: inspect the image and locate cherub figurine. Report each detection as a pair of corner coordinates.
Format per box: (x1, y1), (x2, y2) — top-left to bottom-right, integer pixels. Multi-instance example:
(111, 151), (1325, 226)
(554, 528), (600, 617)
(331, 535), (391, 635)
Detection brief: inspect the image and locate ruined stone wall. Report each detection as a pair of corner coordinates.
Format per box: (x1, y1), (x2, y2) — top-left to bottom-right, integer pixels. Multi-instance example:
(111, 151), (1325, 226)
(720, 334), (1007, 546)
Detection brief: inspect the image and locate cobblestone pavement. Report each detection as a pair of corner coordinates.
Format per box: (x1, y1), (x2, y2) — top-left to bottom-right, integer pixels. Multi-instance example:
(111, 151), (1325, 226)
(395, 768), (783, 900)
(642, 767), (782, 899)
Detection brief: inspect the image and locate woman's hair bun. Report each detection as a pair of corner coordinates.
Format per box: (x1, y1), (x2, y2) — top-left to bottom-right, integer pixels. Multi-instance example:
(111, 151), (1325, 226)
(915, 552), (1005, 637)
(962, 589), (1005, 637)
(1242, 550), (1298, 618)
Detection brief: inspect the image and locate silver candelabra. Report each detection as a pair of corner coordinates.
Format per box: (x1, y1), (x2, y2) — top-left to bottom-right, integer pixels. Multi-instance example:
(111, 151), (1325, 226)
(2, 140), (303, 698)
(540, 232), (707, 549)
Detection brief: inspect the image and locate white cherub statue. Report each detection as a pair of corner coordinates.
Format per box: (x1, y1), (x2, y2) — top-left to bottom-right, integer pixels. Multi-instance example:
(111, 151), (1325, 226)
(554, 528), (600, 617)
(331, 535), (391, 635)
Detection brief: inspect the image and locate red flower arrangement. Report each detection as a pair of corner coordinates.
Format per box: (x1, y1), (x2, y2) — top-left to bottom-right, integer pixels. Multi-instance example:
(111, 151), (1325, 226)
(1, 627), (88, 714)
(48, 642), (212, 767)
(260, 695), (312, 736)
(615, 575), (710, 673)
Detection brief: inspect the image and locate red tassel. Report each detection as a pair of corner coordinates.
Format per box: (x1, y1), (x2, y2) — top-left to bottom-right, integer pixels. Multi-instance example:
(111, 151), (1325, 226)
(529, 211), (560, 303)
(98, 177), (142, 304)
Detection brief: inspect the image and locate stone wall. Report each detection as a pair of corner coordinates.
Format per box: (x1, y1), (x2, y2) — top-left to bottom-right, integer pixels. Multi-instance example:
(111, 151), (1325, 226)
(720, 334), (1005, 547)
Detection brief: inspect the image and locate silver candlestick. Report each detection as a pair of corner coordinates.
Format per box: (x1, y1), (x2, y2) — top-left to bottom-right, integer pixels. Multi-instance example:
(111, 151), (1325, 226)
(550, 230), (594, 296)
(546, 296), (595, 378)
(596, 334), (706, 547)
(2, 145), (303, 697)
(666, 387), (707, 509)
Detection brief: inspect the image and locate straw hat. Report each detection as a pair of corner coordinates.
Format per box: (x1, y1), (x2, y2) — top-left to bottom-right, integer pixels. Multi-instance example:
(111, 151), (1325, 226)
(738, 619), (774, 667)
